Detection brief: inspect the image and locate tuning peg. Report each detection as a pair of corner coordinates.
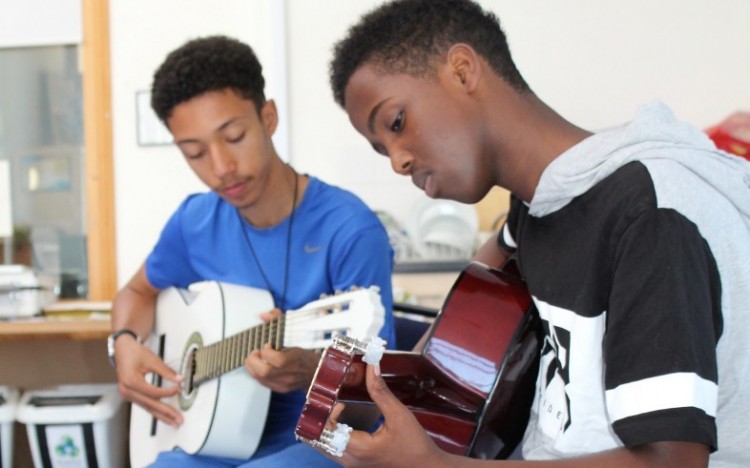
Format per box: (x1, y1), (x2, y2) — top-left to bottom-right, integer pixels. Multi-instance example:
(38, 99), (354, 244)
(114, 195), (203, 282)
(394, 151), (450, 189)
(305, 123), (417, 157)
(330, 335), (386, 364)
(315, 423), (352, 457)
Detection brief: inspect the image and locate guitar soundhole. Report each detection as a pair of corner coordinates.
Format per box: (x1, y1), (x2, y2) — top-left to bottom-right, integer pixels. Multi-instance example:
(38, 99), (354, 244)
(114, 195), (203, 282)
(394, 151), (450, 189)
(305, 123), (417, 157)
(185, 349), (197, 393)
(178, 332), (202, 411)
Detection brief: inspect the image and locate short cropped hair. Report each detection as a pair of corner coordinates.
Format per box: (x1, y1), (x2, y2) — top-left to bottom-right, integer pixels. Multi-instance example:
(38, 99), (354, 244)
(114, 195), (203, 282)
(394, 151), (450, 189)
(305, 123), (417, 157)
(330, 0), (529, 107)
(151, 35), (266, 123)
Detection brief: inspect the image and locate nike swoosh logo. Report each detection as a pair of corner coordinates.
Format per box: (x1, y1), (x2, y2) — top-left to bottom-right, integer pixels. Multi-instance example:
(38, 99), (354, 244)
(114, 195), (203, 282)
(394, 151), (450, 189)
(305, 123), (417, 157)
(304, 244), (322, 254)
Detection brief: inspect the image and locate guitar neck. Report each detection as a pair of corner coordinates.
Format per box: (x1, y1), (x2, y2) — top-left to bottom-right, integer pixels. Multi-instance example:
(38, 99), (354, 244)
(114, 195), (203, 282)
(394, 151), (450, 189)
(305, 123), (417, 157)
(184, 285), (382, 388)
(192, 316), (285, 385)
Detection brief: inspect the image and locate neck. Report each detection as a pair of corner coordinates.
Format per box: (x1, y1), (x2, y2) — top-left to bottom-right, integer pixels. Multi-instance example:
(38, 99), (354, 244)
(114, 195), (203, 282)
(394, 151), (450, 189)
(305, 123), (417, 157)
(239, 162), (303, 227)
(484, 87), (591, 203)
(236, 161), (300, 310)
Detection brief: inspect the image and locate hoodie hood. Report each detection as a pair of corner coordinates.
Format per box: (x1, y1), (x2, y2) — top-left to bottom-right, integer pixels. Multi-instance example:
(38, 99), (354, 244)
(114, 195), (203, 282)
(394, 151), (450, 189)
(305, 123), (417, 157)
(529, 101), (750, 221)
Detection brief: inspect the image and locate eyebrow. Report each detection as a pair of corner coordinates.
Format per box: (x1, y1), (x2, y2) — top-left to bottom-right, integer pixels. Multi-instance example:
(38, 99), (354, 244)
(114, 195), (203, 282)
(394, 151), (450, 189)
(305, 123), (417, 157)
(367, 99), (390, 134)
(174, 116), (244, 145)
(175, 138), (199, 146)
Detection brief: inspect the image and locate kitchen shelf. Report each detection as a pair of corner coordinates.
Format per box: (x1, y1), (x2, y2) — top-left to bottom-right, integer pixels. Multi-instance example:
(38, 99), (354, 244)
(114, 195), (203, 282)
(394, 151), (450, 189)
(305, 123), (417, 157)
(393, 259), (469, 273)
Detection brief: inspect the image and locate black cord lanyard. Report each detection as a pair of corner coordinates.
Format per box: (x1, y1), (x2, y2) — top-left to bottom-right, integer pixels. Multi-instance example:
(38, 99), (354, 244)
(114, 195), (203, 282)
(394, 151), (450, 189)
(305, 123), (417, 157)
(237, 168), (298, 311)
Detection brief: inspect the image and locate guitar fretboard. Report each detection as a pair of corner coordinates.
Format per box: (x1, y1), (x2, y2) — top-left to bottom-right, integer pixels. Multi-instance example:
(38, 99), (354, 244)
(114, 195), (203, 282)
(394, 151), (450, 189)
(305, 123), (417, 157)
(192, 316), (285, 386)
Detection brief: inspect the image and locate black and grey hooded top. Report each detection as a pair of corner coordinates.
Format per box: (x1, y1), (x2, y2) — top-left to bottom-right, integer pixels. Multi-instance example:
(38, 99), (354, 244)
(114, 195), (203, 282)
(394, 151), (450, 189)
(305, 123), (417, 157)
(500, 101), (750, 467)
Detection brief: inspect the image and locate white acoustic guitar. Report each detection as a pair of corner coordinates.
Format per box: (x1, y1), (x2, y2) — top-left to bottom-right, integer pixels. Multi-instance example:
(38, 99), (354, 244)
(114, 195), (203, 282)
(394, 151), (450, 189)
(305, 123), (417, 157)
(128, 281), (384, 467)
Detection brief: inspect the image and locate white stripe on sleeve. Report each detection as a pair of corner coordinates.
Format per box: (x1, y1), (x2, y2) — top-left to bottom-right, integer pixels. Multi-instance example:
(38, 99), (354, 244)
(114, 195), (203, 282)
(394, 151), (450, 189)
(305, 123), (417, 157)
(606, 372), (717, 422)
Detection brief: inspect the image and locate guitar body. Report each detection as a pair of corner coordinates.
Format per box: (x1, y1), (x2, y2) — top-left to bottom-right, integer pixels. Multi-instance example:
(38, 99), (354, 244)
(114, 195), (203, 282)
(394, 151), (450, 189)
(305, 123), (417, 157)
(129, 281), (385, 467)
(129, 282), (275, 467)
(297, 262), (541, 459)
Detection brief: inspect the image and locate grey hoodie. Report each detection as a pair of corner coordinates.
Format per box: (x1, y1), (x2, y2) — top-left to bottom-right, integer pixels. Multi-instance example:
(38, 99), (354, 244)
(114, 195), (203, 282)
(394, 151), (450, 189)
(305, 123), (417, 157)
(524, 101), (750, 466)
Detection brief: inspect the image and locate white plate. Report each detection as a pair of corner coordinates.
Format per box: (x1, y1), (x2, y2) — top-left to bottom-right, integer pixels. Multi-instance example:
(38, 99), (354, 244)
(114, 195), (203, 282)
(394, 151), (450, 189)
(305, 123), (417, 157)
(409, 197), (478, 260)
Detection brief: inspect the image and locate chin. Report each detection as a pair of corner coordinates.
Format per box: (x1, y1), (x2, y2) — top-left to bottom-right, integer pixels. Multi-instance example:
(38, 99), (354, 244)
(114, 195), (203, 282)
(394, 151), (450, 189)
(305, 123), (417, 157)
(424, 184), (442, 200)
(425, 183), (478, 204)
(448, 191), (482, 204)
(220, 195), (251, 212)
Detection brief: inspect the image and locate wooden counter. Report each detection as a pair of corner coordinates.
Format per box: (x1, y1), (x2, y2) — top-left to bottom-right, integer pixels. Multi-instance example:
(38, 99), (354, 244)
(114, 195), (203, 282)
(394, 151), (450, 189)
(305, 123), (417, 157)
(0, 315), (116, 388)
(0, 315), (110, 341)
(0, 314), (116, 467)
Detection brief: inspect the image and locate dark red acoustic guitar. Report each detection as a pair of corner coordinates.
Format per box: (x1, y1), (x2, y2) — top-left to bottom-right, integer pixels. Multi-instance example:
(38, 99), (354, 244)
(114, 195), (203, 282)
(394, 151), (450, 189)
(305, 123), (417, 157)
(295, 261), (542, 459)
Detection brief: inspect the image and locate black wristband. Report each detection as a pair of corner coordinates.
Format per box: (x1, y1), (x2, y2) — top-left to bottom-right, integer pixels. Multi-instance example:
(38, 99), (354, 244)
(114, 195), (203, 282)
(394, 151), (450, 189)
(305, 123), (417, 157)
(111, 329), (139, 342)
(107, 329), (140, 367)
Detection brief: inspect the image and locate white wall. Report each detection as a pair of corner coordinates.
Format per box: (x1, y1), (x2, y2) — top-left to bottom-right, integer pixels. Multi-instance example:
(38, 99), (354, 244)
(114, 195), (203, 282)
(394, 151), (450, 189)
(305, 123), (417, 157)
(0, 0), (81, 48)
(110, 0), (750, 287)
(109, 0), (280, 284)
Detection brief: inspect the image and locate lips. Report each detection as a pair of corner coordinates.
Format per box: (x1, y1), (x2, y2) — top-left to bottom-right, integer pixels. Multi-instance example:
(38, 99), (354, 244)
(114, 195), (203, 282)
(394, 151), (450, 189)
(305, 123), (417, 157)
(414, 173), (438, 198)
(413, 172), (428, 191)
(221, 180), (248, 198)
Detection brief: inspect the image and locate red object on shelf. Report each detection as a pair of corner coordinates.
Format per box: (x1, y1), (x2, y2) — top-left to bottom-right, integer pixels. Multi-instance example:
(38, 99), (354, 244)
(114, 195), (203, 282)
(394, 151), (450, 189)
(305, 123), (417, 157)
(706, 112), (750, 161)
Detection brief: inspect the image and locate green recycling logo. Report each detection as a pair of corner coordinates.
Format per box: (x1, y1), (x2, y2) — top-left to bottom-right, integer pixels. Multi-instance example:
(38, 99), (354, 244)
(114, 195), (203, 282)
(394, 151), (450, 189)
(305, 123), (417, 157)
(55, 436), (81, 458)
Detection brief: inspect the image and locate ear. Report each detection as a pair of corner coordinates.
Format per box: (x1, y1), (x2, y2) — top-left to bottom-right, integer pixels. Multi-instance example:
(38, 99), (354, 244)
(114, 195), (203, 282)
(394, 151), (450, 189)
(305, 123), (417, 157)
(260, 99), (279, 135)
(446, 43), (481, 93)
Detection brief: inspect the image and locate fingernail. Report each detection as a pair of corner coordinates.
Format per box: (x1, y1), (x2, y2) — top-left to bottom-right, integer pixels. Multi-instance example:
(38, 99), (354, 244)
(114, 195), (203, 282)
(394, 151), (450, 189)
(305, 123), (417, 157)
(373, 364), (381, 376)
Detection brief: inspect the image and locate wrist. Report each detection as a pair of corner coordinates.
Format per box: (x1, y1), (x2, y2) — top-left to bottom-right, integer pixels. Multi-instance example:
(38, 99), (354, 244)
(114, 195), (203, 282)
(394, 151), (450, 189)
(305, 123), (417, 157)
(107, 328), (141, 367)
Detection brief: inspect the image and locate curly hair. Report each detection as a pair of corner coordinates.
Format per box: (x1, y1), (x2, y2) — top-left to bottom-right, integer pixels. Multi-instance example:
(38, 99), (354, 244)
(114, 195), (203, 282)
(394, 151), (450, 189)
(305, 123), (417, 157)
(151, 35), (266, 123)
(330, 0), (529, 107)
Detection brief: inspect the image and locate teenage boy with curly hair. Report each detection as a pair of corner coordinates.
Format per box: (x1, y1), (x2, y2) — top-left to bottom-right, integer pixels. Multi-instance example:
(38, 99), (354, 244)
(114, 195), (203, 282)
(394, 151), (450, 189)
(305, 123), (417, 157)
(323, 0), (750, 466)
(110, 35), (395, 467)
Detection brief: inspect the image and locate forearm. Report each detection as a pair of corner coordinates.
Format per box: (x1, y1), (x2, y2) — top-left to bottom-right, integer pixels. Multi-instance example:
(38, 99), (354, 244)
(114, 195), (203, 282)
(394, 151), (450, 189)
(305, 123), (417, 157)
(110, 264), (159, 339)
(111, 290), (155, 338)
(472, 231), (512, 268)
(438, 442), (709, 468)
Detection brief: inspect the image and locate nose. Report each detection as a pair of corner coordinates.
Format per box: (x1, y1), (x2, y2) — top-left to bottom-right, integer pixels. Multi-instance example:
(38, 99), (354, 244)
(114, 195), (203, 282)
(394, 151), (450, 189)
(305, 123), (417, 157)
(210, 143), (237, 178)
(390, 150), (413, 176)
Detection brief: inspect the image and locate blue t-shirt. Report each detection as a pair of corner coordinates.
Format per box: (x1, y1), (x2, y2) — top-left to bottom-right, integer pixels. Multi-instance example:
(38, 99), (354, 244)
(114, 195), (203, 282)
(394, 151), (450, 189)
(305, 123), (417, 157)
(145, 176), (394, 450)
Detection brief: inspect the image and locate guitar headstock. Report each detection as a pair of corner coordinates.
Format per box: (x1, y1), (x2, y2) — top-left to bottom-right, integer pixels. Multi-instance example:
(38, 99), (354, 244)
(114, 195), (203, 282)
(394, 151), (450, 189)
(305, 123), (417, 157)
(284, 286), (385, 349)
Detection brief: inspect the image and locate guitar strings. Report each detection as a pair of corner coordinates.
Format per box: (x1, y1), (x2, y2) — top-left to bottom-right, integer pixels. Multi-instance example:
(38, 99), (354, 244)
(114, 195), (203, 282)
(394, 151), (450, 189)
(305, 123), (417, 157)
(164, 307), (357, 352)
(158, 307), (360, 384)
(281, 309), (357, 339)
(282, 306), (352, 323)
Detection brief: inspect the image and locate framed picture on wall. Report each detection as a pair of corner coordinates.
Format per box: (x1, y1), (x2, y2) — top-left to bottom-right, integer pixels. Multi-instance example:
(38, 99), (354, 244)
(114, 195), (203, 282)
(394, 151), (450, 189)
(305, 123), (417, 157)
(135, 90), (172, 146)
